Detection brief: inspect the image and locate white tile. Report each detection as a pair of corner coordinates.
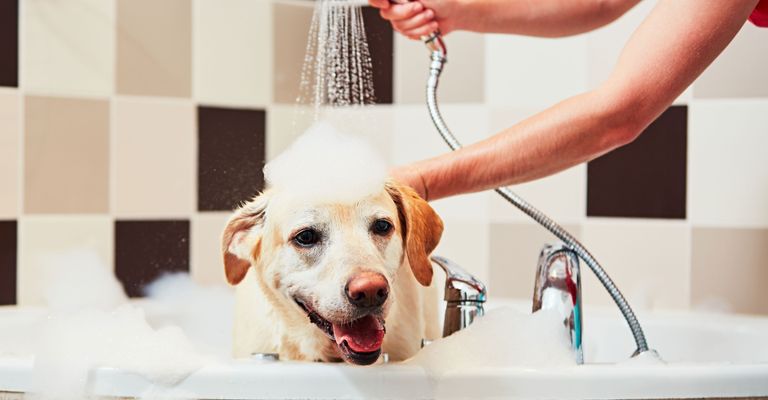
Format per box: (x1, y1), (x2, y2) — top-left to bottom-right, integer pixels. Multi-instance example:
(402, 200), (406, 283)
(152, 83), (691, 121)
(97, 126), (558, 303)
(584, 0), (656, 89)
(266, 104), (314, 161)
(113, 98), (195, 217)
(688, 99), (768, 227)
(395, 31), (484, 104)
(433, 221), (490, 289)
(191, 212), (230, 286)
(0, 92), (19, 218)
(485, 34), (588, 108)
(18, 216), (113, 306)
(693, 23), (768, 98)
(579, 219), (690, 310)
(23, 0), (114, 96)
(194, 0), (271, 107)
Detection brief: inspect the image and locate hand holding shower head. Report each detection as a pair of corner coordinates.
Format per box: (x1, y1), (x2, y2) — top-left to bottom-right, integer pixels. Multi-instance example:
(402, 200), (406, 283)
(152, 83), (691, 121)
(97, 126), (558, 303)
(387, 0), (447, 55)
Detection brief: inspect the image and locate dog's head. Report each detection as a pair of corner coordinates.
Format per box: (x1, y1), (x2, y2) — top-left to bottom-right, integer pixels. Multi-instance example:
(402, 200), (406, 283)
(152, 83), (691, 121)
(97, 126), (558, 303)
(222, 181), (442, 365)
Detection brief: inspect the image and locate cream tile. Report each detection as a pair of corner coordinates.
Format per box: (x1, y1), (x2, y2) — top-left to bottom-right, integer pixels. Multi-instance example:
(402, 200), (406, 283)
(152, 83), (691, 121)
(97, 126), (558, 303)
(24, 96), (109, 214)
(116, 0), (191, 97)
(194, 0), (271, 107)
(272, 1), (314, 104)
(433, 221), (489, 290)
(23, 0), (114, 96)
(18, 216), (113, 306)
(688, 99), (768, 228)
(113, 98), (195, 217)
(691, 228), (768, 315)
(485, 34), (588, 108)
(0, 91), (19, 218)
(394, 31), (484, 104)
(579, 219), (690, 310)
(391, 103), (490, 165)
(693, 24), (768, 98)
(266, 104), (314, 161)
(489, 222), (582, 300)
(191, 212), (230, 286)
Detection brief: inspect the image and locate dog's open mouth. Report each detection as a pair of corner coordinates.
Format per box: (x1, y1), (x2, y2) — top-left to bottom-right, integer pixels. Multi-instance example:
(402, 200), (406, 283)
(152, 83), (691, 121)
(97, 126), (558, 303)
(295, 298), (385, 365)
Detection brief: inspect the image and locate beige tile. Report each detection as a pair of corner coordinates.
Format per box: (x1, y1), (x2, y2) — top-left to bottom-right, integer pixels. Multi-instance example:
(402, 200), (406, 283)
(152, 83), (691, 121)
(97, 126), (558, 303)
(113, 98), (195, 217)
(691, 228), (768, 315)
(191, 212), (230, 286)
(18, 216), (113, 306)
(434, 221), (490, 291)
(23, 0), (114, 96)
(693, 24), (768, 98)
(580, 219), (690, 310)
(0, 91), (19, 218)
(24, 96), (109, 214)
(394, 31), (484, 104)
(116, 0), (191, 97)
(194, 0), (271, 107)
(489, 222), (582, 300)
(272, 1), (314, 104)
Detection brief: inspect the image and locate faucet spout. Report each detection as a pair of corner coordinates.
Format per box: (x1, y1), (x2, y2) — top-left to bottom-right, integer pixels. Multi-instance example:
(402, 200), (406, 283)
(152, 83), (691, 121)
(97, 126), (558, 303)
(533, 244), (584, 364)
(431, 256), (487, 338)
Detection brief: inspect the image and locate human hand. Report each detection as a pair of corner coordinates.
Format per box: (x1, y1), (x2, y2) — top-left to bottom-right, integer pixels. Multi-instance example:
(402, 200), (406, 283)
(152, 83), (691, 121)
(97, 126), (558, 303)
(389, 164), (429, 200)
(368, 0), (460, 40)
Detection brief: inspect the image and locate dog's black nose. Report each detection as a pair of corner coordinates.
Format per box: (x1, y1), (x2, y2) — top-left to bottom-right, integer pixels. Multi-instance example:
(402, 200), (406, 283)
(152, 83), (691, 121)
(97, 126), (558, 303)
(345, 272), (389, 308)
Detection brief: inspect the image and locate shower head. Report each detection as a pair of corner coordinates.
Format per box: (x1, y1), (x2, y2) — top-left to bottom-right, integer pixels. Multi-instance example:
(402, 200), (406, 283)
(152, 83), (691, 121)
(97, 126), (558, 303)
(387, 0), (446, 56)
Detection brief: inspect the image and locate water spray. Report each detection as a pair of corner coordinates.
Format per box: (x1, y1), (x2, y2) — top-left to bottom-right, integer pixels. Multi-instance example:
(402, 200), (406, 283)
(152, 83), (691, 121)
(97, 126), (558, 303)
(389, 0), (652, 356)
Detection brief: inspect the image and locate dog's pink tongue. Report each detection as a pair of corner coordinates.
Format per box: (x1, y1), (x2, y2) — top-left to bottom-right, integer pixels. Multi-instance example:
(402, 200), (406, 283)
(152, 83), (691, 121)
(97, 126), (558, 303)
(332, 315), (385, 353)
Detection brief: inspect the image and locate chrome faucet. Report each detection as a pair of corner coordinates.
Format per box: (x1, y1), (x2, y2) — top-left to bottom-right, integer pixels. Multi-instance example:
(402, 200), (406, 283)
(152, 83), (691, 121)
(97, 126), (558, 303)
(533, 243), (583, 364)
(431, 255), (487, 337)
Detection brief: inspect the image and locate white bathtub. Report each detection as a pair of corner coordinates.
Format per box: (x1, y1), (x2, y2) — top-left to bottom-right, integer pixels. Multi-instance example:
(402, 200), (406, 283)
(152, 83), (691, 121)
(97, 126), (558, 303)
(1, 301), (767, 399)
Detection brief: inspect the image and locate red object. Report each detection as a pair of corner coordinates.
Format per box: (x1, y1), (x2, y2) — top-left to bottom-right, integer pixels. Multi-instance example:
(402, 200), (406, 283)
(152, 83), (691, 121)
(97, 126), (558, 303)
(749, 0), (768, 27)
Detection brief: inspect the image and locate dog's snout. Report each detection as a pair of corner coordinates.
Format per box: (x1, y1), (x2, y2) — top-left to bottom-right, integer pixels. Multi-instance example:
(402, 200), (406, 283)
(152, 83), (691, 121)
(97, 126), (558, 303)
(345, 272), (389, 308)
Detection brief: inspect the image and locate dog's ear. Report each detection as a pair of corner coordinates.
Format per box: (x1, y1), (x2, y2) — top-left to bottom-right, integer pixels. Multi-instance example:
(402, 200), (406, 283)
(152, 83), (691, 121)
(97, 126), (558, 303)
(222, 192), (270, 285)
(386, 181), (444, 286)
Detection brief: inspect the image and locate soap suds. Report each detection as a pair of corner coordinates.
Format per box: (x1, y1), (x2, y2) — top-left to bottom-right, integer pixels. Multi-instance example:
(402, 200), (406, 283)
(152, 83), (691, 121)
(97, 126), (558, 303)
(3, 250), (229, 399)
(263, 122), (388, 203)
(407, 307), (577, 376)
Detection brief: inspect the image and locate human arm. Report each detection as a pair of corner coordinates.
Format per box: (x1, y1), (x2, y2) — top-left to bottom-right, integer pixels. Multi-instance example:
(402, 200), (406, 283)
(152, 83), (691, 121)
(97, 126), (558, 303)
(368, 0), (642, 39)
(392, 0), (759, 200)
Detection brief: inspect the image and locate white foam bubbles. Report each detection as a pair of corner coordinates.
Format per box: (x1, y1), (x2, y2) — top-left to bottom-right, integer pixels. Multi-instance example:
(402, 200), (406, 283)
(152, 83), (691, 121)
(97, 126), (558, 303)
(407, 307), (577, 376)
(264, 122), (388, 203)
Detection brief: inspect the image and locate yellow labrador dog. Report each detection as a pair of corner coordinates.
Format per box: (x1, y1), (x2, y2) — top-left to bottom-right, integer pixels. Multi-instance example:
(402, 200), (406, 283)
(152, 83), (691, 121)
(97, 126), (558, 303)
(222, 129), (443, 365)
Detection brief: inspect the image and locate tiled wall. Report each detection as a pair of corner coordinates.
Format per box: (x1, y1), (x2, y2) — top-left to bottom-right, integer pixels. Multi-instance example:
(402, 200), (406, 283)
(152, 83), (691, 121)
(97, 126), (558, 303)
(0, 0), (766, 315)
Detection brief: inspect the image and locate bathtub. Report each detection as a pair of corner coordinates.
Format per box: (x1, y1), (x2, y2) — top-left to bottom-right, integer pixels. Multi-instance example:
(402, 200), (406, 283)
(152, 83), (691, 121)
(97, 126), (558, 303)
(0, 301), (767, 399)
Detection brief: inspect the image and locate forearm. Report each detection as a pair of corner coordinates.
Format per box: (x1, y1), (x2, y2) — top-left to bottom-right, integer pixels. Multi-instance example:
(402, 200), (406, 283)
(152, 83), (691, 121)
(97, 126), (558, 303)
(411, 89), (638, 200)
(407, 0), (757, 201)
(455, 0), (641, 37)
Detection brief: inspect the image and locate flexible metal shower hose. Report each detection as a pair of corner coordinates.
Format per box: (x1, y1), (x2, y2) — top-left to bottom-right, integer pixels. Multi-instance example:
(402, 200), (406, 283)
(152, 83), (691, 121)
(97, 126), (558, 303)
(425, 51), (650, 355)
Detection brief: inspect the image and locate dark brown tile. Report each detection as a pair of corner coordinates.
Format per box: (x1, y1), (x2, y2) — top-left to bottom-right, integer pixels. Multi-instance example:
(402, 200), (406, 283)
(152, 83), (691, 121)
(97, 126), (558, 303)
(0, 0), (18, 87)
(198, 106), (266, 211)
(0, 220), (17, 305)
(587, 105), (687, 219)
(115, 220), (189, 298)
(362, 6), (393, 104)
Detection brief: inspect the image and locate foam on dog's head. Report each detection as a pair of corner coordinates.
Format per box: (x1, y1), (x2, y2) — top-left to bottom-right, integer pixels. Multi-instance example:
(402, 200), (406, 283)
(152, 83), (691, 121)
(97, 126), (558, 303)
(264, 122), (388, 203)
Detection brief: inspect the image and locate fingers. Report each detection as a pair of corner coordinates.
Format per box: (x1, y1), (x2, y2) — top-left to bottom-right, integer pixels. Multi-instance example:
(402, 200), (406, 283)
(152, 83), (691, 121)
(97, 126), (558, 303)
(402, 21), (439, 40)
(395, 9), (434, 31)
(380, 1), (423, 20)
(368, 0), (390, 9)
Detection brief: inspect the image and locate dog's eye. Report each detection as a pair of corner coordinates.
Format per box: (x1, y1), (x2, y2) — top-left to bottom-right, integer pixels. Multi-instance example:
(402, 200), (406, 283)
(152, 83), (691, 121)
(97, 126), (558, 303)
(372, 219), (392, 236)
(294, 229), (320, 247)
